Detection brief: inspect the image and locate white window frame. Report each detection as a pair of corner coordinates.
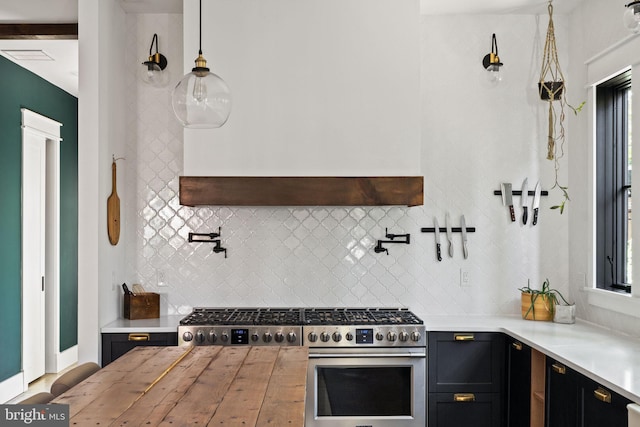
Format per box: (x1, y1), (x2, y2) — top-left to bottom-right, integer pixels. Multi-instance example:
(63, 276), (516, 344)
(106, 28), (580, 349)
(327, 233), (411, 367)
(586, 35), (640, 317)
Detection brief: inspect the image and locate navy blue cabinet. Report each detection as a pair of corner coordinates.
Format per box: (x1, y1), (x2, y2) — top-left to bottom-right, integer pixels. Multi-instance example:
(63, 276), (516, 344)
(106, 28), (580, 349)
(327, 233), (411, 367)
(545, 357), (631, 427)
(101, 332), (178, 366)
(428, 332), (505, 427)
(506, 338), (531, 427)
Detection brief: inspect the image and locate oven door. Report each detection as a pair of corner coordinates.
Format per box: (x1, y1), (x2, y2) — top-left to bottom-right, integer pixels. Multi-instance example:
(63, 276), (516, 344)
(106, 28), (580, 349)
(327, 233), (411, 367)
(306, 347), (426, 427)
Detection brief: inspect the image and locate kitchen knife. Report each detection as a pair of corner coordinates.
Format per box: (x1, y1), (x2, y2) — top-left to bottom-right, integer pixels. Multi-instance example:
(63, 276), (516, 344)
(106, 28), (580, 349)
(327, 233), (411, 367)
(501, 183), (516, 222)
(461, 215), (468, 259)
(532, 181), (541, 226)
(434, 217), (442, 261)
(445, 213), (453, 257)
(521, 178), (529, 225)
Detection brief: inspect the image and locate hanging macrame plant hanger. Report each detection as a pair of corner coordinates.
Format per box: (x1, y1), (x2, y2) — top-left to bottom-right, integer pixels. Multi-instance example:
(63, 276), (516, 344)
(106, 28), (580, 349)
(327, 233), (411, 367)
(538, 0), (565, 161)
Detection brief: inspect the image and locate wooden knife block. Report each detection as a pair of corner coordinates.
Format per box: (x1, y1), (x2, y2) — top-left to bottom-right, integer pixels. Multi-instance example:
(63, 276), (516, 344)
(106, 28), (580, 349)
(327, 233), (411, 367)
(124, 293), (160, 320)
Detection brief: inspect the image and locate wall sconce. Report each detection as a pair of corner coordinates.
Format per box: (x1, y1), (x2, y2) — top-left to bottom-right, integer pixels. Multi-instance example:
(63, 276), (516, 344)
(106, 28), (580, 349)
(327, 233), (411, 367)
(482, 33), (503, 85)
(140, 33), (169, 88)
(172, 0), (232, 129)
(624, 1), (640, 33)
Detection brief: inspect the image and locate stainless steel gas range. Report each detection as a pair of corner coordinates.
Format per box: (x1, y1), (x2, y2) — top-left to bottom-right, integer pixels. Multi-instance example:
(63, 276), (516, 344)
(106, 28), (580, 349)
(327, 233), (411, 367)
(178, 307), (426, 427)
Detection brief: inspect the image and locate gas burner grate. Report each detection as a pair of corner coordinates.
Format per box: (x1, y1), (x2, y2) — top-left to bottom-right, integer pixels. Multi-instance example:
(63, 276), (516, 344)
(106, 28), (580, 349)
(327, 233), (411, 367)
(180, 307), (423, 326)
(180, 308), (303, 326)
(302, 308), (423, 325)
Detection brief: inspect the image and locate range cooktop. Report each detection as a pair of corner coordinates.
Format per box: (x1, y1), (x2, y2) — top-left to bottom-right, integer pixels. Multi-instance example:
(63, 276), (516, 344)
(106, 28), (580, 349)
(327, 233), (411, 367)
(179, 307), (423, 326)
(178, 307), (425, 348)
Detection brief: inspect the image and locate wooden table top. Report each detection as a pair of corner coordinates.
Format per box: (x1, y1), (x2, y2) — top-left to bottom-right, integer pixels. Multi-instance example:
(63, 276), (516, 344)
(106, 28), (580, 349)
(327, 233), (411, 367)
(51, 345), (309, 426)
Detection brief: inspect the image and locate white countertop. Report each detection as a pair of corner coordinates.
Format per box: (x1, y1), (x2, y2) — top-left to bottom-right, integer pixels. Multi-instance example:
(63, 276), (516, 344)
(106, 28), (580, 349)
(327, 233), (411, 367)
(424, 315), (640, 403)
(101, 313), (640, 403)
(101, 315), (184, 333)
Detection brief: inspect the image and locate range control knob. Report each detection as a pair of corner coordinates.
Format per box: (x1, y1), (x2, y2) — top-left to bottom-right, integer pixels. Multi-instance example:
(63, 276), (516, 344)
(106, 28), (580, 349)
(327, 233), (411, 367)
(308, 332), (318, 343)
(345, 332), (354, 341)
(376, 332), (385, 341)
(251, 332), (260, 342)
(411, 331), (422, 342)
(220, 332), (229, 342)
(332, 332), (342, 342)
(320, 332), (331, 342)
(263, 332), (273, 343)
(208, 331), (217, 343)
(399, 331), (409, 342)
(195, 331), (205, 343)
(387, 332), (397, 342)
(275, 332), (284, 343)
(182, 331), (193, 342)
(287, 332), (297, 343)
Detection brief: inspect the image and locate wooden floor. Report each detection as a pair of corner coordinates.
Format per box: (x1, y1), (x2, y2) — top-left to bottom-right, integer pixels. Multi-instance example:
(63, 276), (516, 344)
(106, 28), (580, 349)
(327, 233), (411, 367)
(5, 364), (77, 404)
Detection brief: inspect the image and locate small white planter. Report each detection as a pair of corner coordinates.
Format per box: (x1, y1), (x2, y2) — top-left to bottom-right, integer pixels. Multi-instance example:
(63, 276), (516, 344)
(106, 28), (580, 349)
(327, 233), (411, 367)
(553, 304), (576, 324)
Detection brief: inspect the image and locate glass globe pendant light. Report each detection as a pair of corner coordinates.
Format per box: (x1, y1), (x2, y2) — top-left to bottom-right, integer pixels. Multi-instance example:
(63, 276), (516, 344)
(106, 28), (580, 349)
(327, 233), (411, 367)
(172, 0), (231, 128)
(624, 1), (640, 33)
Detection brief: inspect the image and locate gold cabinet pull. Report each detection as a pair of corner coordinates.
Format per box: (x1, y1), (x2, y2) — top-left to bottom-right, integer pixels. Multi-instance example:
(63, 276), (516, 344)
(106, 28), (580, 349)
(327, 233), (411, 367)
(128, 333), (150, 341)
(594, 387), (612, 403)
(454, 393), (476, 402)
(512, 341), (523, 351)
(551, 363), (566, 375)
(454, 334), (475, 341)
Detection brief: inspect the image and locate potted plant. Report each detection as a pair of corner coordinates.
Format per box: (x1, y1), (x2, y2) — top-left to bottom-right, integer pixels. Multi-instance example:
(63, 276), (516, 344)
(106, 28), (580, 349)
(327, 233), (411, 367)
(538, 80), (564, 101)
(519, 279), (570, 321)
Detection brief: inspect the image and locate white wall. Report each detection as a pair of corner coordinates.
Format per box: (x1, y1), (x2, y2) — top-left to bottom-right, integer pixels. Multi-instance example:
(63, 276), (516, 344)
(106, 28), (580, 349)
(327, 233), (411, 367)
(568, 0), (640, 337)
(183, 0), (421, 177)
(420, 13), (570, 313)
(78, 0), (127, 363)
(116, 8), (570, 325)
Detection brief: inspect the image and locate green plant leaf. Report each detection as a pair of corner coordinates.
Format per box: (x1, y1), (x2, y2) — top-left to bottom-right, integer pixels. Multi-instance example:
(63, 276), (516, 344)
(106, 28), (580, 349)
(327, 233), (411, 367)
(569, 101), (586, 115)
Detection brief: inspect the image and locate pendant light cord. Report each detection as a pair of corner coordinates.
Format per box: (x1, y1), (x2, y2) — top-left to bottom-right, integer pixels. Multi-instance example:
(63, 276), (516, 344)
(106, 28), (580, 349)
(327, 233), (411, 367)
(199, 0), (203, 55)
(149, 33), (159, 56)
(491, 33), (498, 56)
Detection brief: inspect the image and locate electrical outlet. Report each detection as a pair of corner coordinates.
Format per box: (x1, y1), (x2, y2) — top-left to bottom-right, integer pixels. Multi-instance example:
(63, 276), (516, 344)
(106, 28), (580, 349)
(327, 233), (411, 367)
(460, 269), (471, 287)
(157, 270), (167, 287)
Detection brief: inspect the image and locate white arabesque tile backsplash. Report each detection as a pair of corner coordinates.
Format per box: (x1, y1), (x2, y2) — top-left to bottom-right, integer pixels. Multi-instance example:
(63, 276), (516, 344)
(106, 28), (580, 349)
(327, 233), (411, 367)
(122, 13), (572, 322)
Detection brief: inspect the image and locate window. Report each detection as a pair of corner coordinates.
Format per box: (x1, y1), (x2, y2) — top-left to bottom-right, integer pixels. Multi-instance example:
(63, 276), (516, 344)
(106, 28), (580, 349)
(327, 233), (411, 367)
(596, 70), (632, 293)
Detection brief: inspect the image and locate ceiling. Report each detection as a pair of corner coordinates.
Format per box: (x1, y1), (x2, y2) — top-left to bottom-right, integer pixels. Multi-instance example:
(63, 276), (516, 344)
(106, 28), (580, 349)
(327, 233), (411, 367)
(421, 0), (583, 15)
(0, 0), (584, 98)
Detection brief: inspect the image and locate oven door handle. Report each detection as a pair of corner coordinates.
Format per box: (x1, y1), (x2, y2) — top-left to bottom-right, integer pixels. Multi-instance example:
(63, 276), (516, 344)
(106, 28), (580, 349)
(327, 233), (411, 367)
(309, 352), (426, 358)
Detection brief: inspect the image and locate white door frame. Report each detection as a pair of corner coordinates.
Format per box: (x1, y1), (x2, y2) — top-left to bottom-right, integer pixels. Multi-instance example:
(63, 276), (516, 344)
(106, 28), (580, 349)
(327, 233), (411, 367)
(21, 109), (62, 388)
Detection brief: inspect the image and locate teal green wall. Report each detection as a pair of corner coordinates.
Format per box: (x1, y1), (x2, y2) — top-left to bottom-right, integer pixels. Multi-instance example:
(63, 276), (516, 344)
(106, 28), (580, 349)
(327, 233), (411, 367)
(0, 55), (78, 382)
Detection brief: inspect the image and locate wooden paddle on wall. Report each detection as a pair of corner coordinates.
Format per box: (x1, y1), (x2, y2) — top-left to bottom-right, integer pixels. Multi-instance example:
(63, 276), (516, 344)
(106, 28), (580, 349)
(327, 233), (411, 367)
(107, 159), (120, 245)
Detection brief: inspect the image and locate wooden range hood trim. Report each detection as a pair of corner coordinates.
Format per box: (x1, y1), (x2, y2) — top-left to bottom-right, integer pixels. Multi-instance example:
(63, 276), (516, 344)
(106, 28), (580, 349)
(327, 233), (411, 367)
(179, 176), (424, 207)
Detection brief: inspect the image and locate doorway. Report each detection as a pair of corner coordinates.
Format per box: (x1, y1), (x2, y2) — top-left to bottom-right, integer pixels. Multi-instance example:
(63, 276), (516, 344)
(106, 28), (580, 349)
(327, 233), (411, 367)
(21, 108), (61, 389)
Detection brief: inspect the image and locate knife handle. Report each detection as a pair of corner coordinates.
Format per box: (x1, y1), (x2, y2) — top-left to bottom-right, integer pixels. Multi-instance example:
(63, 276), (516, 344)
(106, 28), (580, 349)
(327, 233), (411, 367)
(436, 243), (442, 261)
(463, 243), (468, 259)
(509, 205), (516, 222)
(532, 208), (538, 226)
(522, 206), (528, 225)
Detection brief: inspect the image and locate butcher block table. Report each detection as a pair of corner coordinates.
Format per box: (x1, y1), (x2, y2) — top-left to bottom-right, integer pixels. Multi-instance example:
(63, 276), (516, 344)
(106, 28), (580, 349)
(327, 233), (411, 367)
(51, 345), (309, 426)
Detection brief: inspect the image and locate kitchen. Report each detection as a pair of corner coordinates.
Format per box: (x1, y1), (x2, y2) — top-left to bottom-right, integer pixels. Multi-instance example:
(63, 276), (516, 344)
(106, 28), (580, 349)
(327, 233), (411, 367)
(2, 0), (640, 425)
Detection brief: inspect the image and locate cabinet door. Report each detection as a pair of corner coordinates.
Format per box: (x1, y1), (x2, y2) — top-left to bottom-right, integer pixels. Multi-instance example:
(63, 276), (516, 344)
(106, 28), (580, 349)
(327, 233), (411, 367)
(428, 392), (501, 427)
(580, 377), (631, 427)
(545, 358), (579, 427)
(428, 332), (505, 393)
(101, 332), (178, 366)
(506, 338), (531, 427)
